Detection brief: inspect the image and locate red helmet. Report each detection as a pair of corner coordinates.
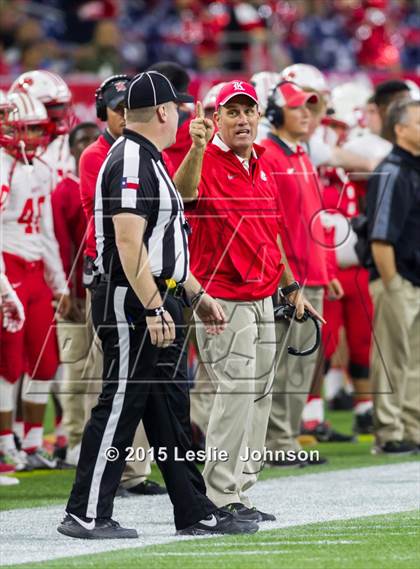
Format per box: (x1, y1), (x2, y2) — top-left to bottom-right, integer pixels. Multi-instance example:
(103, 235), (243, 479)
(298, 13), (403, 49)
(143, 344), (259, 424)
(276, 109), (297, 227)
(9, 70), (74, 137)
(1, 92), (52, 161)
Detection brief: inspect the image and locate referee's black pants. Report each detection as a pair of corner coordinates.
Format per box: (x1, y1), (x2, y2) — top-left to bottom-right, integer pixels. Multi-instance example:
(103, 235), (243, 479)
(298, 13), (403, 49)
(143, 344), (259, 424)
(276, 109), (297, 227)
(66, 281), (217, 530)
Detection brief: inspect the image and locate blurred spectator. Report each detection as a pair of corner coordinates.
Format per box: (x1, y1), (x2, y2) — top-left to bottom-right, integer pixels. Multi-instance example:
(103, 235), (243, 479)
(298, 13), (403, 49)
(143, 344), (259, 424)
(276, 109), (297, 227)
(73, 20), (122, 76)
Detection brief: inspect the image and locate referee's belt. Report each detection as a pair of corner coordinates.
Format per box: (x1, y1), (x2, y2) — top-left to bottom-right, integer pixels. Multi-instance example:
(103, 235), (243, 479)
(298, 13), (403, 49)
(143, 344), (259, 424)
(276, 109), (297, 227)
(155, 278), (185, 298)
(98, 274), (185, 298)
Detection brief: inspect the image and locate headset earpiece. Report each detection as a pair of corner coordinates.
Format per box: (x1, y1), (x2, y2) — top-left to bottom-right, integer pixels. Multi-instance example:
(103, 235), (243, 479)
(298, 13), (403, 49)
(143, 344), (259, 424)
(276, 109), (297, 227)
(265, 80), (291, 128)
(95, 74), (131, 121)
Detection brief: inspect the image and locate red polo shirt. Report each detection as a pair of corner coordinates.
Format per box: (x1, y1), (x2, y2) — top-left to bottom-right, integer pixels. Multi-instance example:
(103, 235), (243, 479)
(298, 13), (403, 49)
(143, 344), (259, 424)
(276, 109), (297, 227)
(261, 134), (336, 286)
(188, 135), (284, 301)
(164, 113), (192, 171)
(79, 130), (175, 260)
(79, 131), (113, 260)
(51, 173), (86, 299)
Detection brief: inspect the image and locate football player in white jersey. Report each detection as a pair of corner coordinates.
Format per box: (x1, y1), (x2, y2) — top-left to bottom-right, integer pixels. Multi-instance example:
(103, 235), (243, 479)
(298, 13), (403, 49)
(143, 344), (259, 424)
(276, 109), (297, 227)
(0, 90), (25, 334)
(9, 71), (76, 453)
(280, 64), (377, 172)
(9, 70), (76, 189)
(0, 92), (70, 470)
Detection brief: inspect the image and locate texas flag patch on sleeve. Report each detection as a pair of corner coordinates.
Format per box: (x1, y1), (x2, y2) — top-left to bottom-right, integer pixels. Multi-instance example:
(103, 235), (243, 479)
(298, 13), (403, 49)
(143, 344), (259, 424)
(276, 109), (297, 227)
(121, 176), (139, 208)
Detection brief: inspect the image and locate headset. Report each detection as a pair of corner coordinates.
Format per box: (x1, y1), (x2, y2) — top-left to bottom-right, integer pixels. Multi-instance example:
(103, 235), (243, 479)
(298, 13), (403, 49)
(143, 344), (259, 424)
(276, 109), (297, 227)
(95, 74), (131, 121)
(265, 80), (292, 128)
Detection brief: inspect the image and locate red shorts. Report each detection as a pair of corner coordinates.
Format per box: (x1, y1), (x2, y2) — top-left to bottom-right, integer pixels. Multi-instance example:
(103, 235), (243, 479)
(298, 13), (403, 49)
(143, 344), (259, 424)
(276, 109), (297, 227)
(0, 252), (59, 383)
(322, 266), (373, 376)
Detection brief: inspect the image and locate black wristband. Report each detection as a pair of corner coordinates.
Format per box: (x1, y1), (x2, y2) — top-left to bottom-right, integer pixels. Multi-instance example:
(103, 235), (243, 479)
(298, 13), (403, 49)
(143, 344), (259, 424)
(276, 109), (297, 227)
(145, 306), (166, 317)
(280, 281), (300, 297)
(191, 289), (205, 307)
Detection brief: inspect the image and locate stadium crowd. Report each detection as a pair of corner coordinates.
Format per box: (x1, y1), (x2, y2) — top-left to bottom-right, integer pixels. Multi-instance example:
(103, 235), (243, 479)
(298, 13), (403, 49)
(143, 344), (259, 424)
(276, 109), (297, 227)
(0, 13), (419, 535)
(1, 0), (419, 76)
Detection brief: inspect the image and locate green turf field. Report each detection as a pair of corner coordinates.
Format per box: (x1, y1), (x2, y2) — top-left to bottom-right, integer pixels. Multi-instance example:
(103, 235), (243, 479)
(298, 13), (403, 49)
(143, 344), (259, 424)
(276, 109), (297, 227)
(1, 407), (419, 511)
(3, 510), (419, 569)
(1, 402), (419, 569)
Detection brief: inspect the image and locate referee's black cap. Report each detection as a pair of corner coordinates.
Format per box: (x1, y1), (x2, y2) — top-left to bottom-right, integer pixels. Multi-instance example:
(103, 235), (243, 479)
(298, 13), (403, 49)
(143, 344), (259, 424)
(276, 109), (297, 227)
(125, 71), (194, 110)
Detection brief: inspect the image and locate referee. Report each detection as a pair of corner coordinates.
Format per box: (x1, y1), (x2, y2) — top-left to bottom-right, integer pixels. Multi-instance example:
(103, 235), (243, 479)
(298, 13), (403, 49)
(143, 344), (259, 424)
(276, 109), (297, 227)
(58, 71), (258, 539)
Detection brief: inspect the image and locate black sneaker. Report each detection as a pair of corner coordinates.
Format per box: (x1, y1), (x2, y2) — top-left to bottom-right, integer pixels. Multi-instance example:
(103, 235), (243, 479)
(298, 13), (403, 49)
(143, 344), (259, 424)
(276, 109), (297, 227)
(267, 451), (328, 467)
(354, 408), (374, 434)
(177, 508), (259, 535)
(328, 388), (354, 411)
(302, 421), (355, 443)
(225, 503), (276, 522)
(304, 453), (329, 466)
(372, 440), (417, 456)
(266, 455), (307, 468)
(57, 513), (138, 539)
(125, 479), (167, 495)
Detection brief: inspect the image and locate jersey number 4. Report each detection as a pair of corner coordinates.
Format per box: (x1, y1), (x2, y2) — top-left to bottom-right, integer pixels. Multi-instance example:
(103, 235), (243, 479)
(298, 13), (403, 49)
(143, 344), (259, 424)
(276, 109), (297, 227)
(17, 196), (45, 234)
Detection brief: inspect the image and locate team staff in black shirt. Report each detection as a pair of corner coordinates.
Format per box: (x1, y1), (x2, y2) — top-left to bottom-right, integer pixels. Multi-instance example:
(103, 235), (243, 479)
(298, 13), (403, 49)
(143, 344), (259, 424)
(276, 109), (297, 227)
(367, 98), (420, 456)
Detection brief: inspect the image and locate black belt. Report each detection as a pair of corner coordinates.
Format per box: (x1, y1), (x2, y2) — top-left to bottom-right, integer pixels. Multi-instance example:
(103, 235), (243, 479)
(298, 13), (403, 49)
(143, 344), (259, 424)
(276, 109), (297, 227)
(98, 274), (186, 299)
(155, 278), (186, 300)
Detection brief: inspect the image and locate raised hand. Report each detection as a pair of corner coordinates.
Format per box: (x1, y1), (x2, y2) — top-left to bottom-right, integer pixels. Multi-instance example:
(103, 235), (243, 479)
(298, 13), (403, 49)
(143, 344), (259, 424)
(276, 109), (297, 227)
(189, 101), (214, 149)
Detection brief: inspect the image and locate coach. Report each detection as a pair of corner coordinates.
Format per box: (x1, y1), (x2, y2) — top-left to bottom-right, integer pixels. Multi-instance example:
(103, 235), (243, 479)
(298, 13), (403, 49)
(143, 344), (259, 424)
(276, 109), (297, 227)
(59, 71), (258, 539)
(186, 80), (308, 521)
(367, 98), (420, 456)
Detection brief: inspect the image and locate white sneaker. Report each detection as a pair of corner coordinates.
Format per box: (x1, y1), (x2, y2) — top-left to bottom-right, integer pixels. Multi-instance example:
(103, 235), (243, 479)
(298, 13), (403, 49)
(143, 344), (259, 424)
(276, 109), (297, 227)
(3, 448), (29, 472)
(65, 443), (81, 466)
(0, 475), (19, 486)
(25, 449), (58, 470)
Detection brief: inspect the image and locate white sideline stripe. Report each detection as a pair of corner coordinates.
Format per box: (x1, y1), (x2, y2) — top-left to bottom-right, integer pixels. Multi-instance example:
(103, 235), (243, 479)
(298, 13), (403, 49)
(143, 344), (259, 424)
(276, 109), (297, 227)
(141, 551), (290, 556)
(86, 286), (129, 518)
(0, 462), (419, 565)
(136, 542), (363, 556)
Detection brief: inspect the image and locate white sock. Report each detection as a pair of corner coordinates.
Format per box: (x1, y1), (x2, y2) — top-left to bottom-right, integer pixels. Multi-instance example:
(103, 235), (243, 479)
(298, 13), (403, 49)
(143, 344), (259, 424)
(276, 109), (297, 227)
(302, 397), (324, 424)
(324, 368), (345, 400)
(23, 426), (43, 452)
(354, 400), (373, 415)
(13, 421), (24, 442)
(0, 433), (16, 453)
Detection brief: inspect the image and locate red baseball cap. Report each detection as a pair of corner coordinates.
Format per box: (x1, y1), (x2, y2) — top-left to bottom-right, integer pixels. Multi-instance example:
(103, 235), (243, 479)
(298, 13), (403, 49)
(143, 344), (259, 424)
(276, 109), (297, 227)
(273, 82), (319, 108)
(215, 80), (259, 108)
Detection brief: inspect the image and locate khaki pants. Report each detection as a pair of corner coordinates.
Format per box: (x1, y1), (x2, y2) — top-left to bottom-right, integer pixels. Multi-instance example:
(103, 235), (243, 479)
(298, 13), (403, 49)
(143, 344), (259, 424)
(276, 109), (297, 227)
(370, 274), (420, 445)
(196, 297), (276, 508)
(189, 321), (215, 435)
(56, 306), (93, 448)
(190, 362), (215, 436)
(266, 287), (324, 452)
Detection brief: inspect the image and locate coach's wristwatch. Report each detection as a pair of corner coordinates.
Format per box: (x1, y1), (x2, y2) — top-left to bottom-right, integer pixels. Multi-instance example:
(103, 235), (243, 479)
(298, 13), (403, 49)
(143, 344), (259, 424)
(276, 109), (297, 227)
(280, 281), (300, 297)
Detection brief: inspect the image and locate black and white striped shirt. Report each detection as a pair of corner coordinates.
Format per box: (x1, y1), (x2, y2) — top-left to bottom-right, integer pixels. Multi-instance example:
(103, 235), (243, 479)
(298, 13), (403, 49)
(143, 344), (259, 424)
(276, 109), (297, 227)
(94, 129), (189, 284)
